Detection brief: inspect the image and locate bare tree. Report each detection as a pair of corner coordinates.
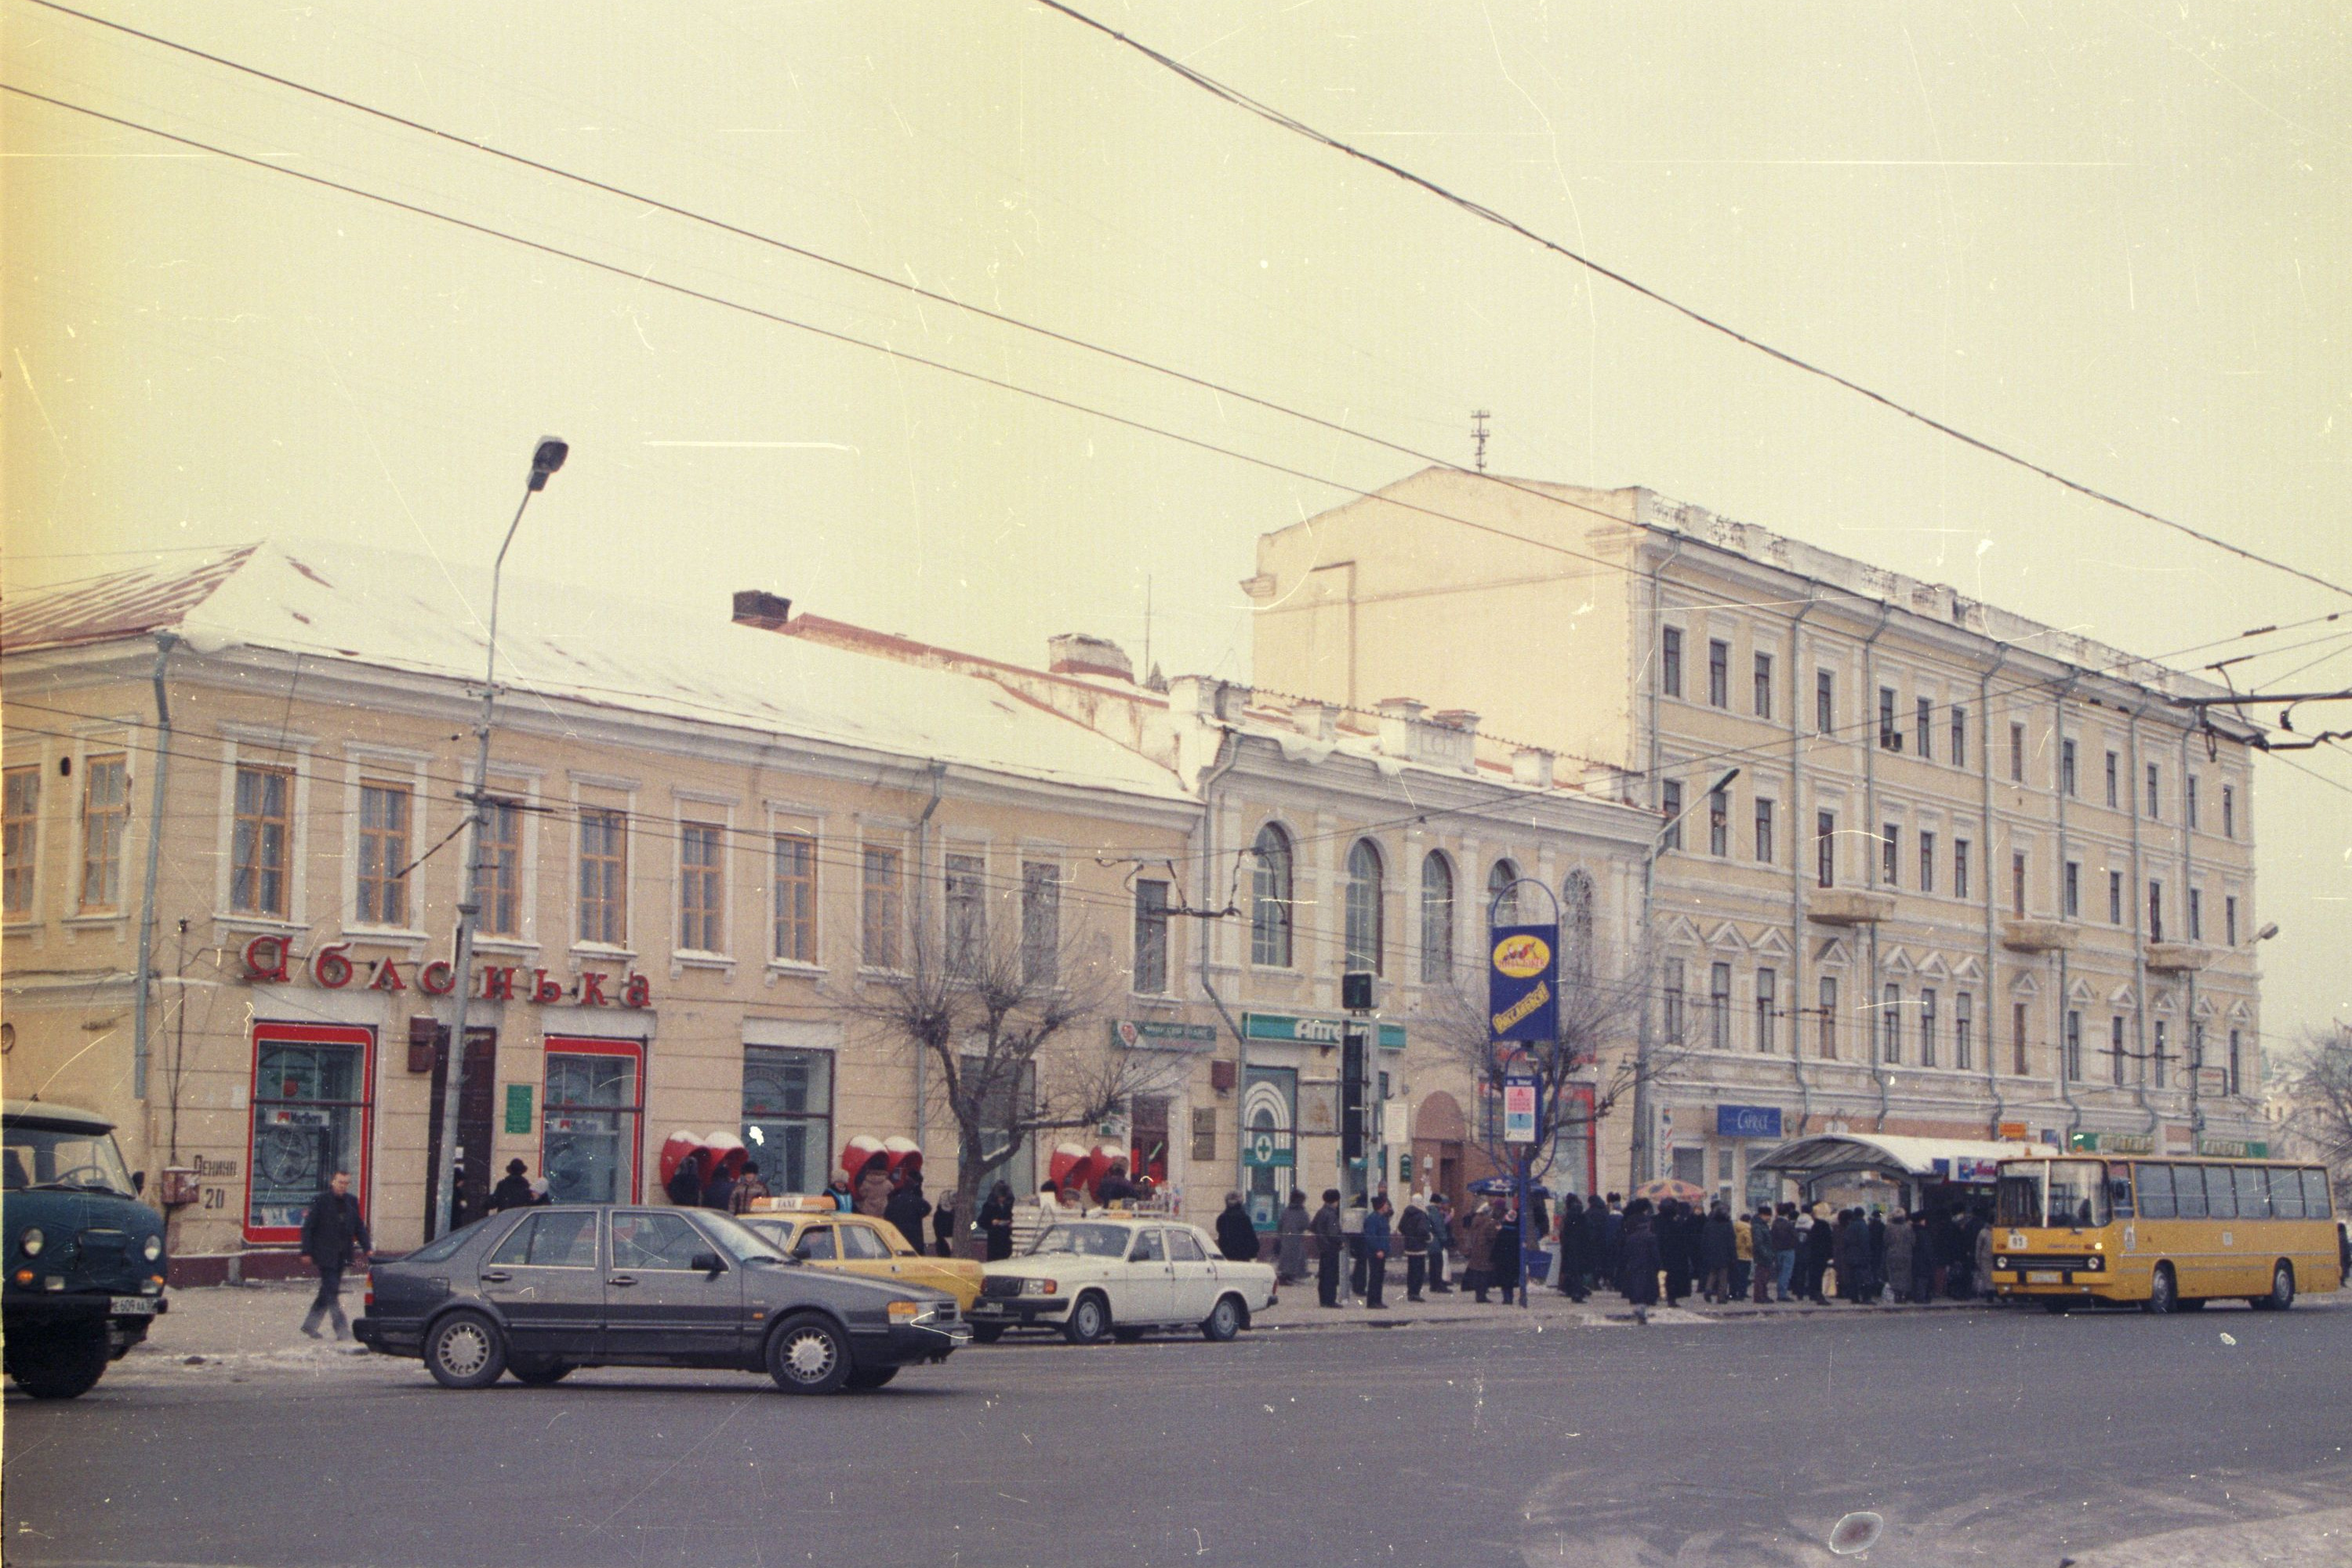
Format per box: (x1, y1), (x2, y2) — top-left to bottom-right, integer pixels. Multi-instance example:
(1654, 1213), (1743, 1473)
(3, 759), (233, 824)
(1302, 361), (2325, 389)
(1421, 941), (1676, 1193)
(2278, 1024), (2352, 1207)
(851, 917), (1181, 1256)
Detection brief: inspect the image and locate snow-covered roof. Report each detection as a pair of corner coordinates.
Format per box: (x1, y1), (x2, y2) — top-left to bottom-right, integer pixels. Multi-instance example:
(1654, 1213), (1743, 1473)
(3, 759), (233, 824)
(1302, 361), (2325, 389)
(2, 540), (1189, 802)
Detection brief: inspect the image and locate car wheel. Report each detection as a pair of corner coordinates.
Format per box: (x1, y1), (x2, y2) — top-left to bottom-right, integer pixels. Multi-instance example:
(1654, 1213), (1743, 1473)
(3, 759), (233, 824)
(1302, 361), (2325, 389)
(844, 1365), (899, 1391)
(2143, 1263), (2178, 1316)
(2249, 1261), (2295, 1312)
(766, 1313), (852, 1395)
(508, 1354), (575, 1386)
(6, 1325), (109, 1400)
(969, 1323), (1006, 1345)
(1112, 1326), (1149, 1344)
(425, 1311), (507, 1390)
(1201, 1294), (1244, 1342)
(1062, 1292), (1110, 1345)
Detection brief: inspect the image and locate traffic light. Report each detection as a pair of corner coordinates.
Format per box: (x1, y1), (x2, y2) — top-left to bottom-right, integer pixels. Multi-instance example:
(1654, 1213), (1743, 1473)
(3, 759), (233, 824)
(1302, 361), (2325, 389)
(1341, 970), (1375, 1013)
(1340, 1023), (1367, 1163)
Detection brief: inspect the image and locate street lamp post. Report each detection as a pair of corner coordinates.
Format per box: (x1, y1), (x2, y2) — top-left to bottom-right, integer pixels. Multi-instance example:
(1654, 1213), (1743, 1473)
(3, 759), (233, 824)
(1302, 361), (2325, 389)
(1628, 766), (1739, 1188)
(430, 437), (568, 1240)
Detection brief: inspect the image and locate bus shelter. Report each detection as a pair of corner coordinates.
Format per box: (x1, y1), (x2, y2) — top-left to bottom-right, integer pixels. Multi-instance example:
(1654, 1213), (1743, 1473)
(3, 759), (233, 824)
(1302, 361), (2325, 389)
(1749, 1134), (2045, 1214)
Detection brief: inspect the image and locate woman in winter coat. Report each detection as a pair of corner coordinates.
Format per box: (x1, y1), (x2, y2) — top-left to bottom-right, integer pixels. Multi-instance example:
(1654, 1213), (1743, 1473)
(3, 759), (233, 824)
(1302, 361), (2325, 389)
(1555, 1195), (1589, 1301)
(1699, 1203), (1737, 1302)
(1804, 1206), (1835, 1304)
(1276, 1190), (1310, 1283)
(1657, 1200), (1695, 1307)
(1462, 1203), (1499, 1303)
(1620, 1200), (1663, 1324)
(1833, 1210), (1871, 1302)
(1884, 1210), (1917, 1301)
(978, 1182), (1017, 1262)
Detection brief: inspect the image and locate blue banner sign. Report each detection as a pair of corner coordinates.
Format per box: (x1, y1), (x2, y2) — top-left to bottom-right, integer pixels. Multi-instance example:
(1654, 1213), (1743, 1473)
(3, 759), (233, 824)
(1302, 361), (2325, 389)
(1715, 1104), (1782, 1140)
(1487, 924), (1559, 1043)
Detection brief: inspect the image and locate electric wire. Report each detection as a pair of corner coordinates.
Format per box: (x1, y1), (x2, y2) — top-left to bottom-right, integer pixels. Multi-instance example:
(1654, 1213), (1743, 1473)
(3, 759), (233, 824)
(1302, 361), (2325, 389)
(1033, 0), (2352, 604)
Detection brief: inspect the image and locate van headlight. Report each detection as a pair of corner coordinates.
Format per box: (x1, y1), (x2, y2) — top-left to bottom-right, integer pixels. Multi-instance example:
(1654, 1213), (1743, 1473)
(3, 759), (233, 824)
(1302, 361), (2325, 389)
(143, 1235), (164, 1261)
(20, 1228), (43, 1258)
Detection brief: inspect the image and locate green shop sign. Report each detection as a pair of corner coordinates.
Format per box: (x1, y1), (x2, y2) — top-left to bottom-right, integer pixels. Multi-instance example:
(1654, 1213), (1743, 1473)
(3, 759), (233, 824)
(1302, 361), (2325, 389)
(503, 1083), (535, 1136)
(2068, 1131), (2155, 1154)
(1110, 1019), (1218, 1052)
(2195, 1137), (2269, 1158)
(1242, 1013), (1406, 1051)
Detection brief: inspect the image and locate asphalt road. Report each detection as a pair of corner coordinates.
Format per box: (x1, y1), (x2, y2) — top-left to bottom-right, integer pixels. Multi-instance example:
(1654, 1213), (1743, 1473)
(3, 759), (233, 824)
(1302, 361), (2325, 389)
(8, 1302), (2350, 1568)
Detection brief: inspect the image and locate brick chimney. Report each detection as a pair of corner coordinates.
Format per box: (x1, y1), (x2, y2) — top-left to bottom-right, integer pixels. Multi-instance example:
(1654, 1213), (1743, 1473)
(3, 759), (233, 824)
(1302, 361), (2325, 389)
(1047, 633), (1134, 684)
(731, 590), (791, 630)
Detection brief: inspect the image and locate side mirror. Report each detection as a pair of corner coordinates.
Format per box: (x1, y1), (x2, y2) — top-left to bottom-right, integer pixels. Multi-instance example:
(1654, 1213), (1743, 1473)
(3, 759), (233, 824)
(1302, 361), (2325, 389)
(133, 1170), (146, 1196)
(690, 1251), (726, 1276)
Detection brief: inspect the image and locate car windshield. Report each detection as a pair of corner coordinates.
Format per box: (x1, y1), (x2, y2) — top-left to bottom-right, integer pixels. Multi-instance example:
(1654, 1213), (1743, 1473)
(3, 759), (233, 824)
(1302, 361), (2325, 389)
(2, 1121), (137, 1197)
(1028, 1222), (1133, 1258)
(689, 1208), (793, 1264)
(1995, 1160), (2111, 1228)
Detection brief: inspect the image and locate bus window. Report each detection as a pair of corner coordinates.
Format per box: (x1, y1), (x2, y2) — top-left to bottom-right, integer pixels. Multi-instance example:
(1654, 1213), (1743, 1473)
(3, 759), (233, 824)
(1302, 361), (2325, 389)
(2205, 1164), (2238, 1220)
(2233, 1167), (2271, 1218)
(2135, 1163), (2175, 1219)
(1995, 1167), (2044, 1228)
(2173, 1165), (2209, 1219)
(2303, 1169), (2334, 1219)
(2269, 1167), (2307, 1218)
(2045, 1160), (2110, 1227)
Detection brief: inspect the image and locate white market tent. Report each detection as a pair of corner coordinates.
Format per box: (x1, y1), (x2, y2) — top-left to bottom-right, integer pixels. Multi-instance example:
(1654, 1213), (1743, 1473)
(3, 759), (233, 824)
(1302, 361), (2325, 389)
(1751, 1134), (2047, 1206)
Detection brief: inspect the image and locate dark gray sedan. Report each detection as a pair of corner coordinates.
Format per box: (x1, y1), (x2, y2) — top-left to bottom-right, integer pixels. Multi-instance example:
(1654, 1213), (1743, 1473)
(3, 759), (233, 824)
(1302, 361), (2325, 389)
(354, 1204), (965, 1392)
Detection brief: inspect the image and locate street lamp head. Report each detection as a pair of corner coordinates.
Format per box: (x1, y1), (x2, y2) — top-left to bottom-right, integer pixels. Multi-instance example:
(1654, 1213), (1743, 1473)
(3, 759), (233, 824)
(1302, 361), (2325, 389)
(1708, 767), (1740, 795)
(528, 437), (569, 492)
(2253, 922), (2280, 944)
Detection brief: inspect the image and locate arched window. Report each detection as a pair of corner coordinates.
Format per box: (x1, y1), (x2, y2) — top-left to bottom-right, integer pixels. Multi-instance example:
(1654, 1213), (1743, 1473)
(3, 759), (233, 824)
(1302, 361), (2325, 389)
(1487, 858), (1521, 926)
(1563, 869), (1595, 980)
(1344, 839), (1385, 976)
(1250, 823), (1294, 968)
(1419, 852), (1455, 984)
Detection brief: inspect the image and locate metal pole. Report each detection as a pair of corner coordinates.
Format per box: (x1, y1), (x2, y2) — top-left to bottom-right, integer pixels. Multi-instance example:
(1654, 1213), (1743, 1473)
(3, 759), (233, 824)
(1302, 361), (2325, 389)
(132, 632), (176, 1102)
(430, 478), (542, 1240)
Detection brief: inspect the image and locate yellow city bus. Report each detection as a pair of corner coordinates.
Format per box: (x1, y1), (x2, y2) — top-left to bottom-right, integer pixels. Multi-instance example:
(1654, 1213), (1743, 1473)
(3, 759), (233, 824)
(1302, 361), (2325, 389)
(1988, 1156), (2340, 1314)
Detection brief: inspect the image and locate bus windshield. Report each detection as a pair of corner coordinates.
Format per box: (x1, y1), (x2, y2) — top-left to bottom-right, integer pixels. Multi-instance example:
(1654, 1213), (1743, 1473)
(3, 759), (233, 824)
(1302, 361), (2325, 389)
(1995, 1160), (2111, 1229)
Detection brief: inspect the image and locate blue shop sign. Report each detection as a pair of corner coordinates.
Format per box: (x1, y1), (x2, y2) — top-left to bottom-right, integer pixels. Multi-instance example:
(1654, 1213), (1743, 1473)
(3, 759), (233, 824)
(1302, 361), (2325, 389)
(1715, 1104), (1782, 1140)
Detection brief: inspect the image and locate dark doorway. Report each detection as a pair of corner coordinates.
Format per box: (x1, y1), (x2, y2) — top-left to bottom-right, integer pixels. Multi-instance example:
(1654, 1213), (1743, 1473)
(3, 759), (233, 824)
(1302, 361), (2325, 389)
(423, 1025), (496, 1240)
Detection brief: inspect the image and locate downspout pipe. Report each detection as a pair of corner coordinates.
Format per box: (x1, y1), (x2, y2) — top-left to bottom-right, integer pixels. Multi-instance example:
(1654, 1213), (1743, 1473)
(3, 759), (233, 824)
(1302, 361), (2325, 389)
(1860, 603), (1894, 1133)
(2180, 723), (2201, 1144)
(1629, 532), (1686, 1188)
(1785, 594), (1820, 1136)
(132, 632), (178, 1102)
(1979, 645), (2014, 1137)
(2126, 704), (2157, 1134)
(2047, 670), (2082, 1141)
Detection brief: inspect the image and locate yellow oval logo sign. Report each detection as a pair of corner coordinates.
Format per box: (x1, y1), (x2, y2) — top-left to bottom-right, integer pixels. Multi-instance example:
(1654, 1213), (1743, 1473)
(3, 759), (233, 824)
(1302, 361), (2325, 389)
(1492, 934), (1552, 978)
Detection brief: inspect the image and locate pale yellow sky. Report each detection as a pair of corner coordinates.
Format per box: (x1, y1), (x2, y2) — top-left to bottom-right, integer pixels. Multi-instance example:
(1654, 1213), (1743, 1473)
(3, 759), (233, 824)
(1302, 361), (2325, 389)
(5, 0), (2347, 1043)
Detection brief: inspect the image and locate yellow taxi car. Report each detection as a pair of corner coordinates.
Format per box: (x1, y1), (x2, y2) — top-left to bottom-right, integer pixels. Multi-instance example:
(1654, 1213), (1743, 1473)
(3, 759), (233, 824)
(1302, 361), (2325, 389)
(742, 1198), (983, 1312)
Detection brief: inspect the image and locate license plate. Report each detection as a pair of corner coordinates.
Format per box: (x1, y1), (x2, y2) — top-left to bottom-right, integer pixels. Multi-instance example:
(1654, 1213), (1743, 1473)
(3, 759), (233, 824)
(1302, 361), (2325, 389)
(110, 1295), (160, 1315)
(2027, 1270), (2060, 1284)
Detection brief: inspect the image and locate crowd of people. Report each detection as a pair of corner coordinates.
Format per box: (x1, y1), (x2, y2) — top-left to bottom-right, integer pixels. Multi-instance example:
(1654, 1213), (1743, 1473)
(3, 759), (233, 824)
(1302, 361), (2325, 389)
(1266, 1185), (2005, 1326)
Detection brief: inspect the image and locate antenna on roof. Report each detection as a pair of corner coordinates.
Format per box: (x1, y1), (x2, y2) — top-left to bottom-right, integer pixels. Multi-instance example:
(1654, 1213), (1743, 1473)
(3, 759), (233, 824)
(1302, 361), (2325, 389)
(1471, 411), (1491, 474)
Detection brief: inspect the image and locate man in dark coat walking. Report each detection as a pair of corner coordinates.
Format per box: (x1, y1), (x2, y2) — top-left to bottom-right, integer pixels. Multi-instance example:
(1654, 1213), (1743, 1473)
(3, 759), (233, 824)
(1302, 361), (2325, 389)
(299, 1170), (371, 1341)
(1657, 1200), (1693, 1306)
(1215, 1192), (1261, 1263)
(1397, 1194), (1432, 1301)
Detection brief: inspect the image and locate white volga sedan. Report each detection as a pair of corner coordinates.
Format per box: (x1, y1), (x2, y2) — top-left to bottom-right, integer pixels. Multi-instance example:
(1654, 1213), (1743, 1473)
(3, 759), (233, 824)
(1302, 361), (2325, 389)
(971, 1218), (1278, 1345)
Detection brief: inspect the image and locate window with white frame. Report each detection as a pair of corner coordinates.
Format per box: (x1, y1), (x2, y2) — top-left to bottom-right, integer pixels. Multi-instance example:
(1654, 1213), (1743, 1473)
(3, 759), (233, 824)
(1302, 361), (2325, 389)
(679, 819), (725, 953)
(356, 781), (412, 927)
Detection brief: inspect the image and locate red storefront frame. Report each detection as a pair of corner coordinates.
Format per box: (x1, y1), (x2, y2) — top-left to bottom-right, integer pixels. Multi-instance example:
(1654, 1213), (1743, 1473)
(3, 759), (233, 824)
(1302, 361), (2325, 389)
(244, 1021), (376, 1247)
(539, 1035), (646, 1205)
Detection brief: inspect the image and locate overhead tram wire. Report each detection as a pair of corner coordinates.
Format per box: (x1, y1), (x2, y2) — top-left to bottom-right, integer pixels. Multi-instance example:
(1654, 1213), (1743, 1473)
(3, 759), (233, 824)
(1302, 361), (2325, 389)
(23, 0), (1755, 601)
(1033, 0), (2352, 605)
(1, 84), (1870, 622)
